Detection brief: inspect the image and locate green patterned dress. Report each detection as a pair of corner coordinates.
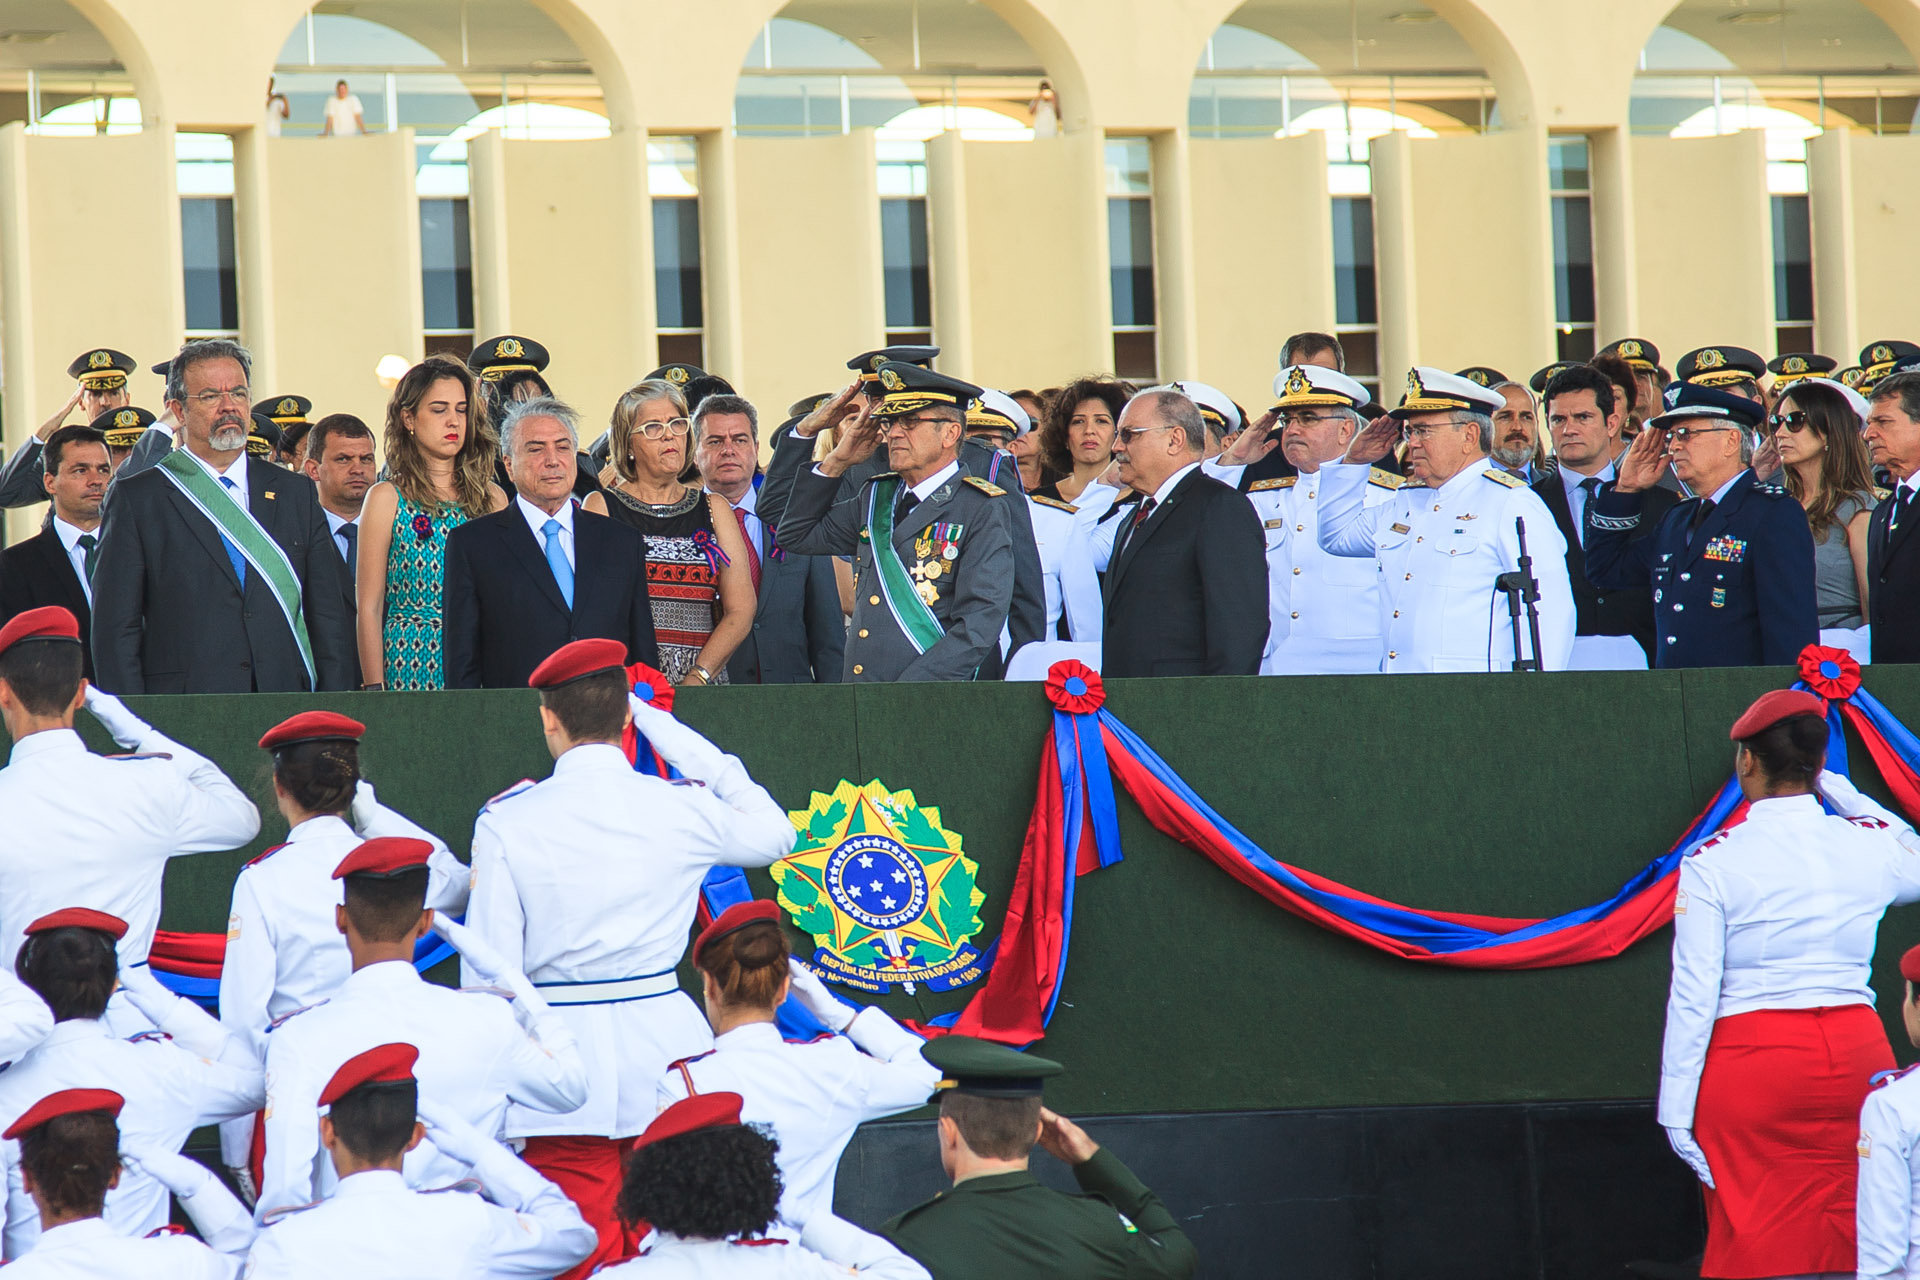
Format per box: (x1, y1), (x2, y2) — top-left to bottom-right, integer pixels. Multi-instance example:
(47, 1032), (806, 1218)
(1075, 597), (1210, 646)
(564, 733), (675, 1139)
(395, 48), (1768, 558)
(382, 493), (474, 690)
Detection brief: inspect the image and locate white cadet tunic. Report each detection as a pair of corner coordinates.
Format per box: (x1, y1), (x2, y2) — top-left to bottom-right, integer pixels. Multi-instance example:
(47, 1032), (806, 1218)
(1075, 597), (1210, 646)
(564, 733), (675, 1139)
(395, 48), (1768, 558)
(1059, 482), (1122, 644)
(3, 1218), (237, 1280)
(1859, 1063), (1920, 1278)
(0, 727), (258, 969)
(599, 1216), (930, 1280)
(257, 961), (587, 1221)
(0, 1019), (263, 1256)
(1242, 468), (1398, 675)
(657, 1012), (939, 1230)
(466, 717), (795, 1140)
(1316, 457), (1576, 673)
(1001, 496), (1075, 654)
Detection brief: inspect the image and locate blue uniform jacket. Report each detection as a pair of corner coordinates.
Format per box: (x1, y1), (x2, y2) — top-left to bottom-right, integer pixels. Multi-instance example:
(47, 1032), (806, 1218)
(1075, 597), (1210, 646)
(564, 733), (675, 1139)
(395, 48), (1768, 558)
(1582, 468), (1817, 669)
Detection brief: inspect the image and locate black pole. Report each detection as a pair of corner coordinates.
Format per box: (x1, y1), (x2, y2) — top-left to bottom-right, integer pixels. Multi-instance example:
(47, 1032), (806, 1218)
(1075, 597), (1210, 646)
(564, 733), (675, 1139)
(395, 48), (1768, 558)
(1494, 516), (1545, 673)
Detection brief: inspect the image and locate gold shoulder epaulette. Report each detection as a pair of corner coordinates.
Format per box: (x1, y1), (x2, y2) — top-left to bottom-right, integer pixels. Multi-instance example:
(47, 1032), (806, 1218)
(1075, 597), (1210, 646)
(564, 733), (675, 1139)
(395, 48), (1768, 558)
(1484, 468), (1526, 489)
(1367, 468), (1404, 490)
(1399, 477), (1428, 490)
(1248, 477), (1296, 492)
(963, 476), (1007, 497)
(1030, 494), (1078, 513)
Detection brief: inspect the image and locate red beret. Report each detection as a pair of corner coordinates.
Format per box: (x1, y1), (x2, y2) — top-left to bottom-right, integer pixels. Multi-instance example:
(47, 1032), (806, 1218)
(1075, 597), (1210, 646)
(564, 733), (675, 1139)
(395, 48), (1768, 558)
(23, 908), (128, 941)
(319, 1043), (419, 1106)
(1902, 944), (1920, 985)
(2, 1088), (124, 1141)
(693, 900), (782, 966)
(1729, 689), (1827, 740)
(528, 638), (628, 690)
(0, 607), (81, 661)
(259, 711), (366, 751)
(332, 836), (433, 881)
(632, 1091), (743, 1153)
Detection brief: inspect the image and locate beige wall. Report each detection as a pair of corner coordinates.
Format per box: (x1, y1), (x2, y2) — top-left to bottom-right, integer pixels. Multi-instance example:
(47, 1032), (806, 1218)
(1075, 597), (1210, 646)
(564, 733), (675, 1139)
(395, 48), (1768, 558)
(1811, 131), (1920, 361)
(734, 132), (885, 411)
(1190, 134), (1334, 410)
(1630, 133), (1776, 361)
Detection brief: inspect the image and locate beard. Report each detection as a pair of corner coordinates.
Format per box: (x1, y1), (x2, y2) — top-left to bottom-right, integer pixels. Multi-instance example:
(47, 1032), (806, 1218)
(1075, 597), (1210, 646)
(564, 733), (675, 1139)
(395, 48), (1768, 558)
(1490, 440), (1534, 468)
(210, 422), (248, 451)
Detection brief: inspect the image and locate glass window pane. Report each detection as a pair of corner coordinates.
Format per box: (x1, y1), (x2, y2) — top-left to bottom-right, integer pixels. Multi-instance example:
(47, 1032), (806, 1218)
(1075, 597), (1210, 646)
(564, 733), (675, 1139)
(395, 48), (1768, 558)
(652, 197), (703, 330)
(420, 198), (473, 332)
(1332, 196), (1376, 327)
(658, 332), (704, 369)
(881, 197), (930, 330)
(1772, 195), (1813, 324)
(1107, 198), (1155, 327)
(1112, 330), (1157, 381)
(1557, 328), (1597, 362)
(1547, 137), (1589, 192)
(181, 197), (237, 332)
(648, 138), (700, 197)
(1104, 138), (1151, 196)
(1551, 194), (1595, 325)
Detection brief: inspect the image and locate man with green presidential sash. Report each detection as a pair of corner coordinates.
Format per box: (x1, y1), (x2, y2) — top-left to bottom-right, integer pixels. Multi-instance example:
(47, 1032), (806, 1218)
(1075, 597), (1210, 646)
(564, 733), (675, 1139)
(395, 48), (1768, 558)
(89, 339), (355, 694)
(776, 362), (1017, 682)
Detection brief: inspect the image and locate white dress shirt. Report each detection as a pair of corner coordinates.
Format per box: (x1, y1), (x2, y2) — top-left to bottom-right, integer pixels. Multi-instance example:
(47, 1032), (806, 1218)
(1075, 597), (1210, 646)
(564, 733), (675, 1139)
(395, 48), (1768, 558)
(183, 451), (248, 506)
(1559, 459), (1616, 547)
(322, 507), (355, 564)
(596, 1216), (930, 1279)
(51, 518), (100, 602)
(1, 1216), (236, 1279)
(1859, 1064), (1920, 1278)
(722, 483), (765, 558)
(516, 495), (575, 571)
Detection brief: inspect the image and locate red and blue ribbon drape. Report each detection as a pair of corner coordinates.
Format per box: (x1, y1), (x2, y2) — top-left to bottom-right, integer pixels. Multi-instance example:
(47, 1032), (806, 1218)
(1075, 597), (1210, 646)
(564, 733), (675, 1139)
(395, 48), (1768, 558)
(147, 928), (454, 1011)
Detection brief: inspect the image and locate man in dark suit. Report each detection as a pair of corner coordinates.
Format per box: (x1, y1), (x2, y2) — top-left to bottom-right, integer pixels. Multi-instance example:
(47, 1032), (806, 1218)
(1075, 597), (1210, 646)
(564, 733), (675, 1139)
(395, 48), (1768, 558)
(693, 397), (843, 684)
(1101, 388), (1268, 678)
(90, 340), (355, 693)
(1865, 371), (1920, 663)
(0, 425), (111, 679)
(442, 396), (658, 689)
(1534, 365), (1677, 663)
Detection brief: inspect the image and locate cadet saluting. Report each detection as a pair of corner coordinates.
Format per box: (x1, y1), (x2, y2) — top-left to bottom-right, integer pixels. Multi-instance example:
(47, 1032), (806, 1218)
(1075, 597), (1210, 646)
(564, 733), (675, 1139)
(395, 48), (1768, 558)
(1856, 943), (1920, 1279)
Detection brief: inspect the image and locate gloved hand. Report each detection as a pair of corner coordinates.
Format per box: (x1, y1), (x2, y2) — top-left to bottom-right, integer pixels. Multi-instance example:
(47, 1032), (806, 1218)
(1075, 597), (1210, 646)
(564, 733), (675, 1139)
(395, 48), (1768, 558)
(786, 958), (855, 1033)
(83, 685), (152, 749)
(1818, 769), (1866, 816)
(430, 915), (511, 990)
(226, 1165), (259, 1209)
(1665, 1126), (1715, 1188)
(349, 779), (380, 832)
(417, 1098), (489, 1169)
(628, 694), (732, 784)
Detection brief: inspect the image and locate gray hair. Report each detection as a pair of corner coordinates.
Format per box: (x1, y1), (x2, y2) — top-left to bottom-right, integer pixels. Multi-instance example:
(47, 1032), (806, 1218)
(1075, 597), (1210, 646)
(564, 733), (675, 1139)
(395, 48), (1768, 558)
(1128, 389), (1206, 453)
(1459, 411), (1494, 452)
(500, 395), (579, 455)
(693, 393), (759, 441)
(165, 338), (252, 405)
(1738, 427), (1755, 466)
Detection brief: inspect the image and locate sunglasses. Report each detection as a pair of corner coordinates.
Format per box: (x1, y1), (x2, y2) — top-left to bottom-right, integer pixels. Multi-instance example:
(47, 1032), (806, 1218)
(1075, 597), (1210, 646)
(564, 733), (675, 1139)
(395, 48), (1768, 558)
(1769, 411), (1814, 433)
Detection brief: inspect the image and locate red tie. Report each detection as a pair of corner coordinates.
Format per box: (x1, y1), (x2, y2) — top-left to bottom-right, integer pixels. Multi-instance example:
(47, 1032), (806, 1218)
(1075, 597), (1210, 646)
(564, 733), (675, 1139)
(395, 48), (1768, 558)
(735, 505), (763, 592)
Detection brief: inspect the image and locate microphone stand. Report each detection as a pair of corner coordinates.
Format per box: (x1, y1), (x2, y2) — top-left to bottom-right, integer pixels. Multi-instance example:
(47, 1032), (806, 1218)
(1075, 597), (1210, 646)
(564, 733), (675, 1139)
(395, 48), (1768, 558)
(1494, 516), (1544, 673)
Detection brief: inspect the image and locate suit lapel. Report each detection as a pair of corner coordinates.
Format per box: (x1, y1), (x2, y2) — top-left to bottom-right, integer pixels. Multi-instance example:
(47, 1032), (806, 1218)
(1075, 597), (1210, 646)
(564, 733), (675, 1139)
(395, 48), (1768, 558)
(158, 472), (244, 588)
(571, 505), (601, 618)
(1108, 470), (1193, 594)
(502, 506), (571, 614)
(31, 532), (89, 615)
(1882, 491), (1920, 567)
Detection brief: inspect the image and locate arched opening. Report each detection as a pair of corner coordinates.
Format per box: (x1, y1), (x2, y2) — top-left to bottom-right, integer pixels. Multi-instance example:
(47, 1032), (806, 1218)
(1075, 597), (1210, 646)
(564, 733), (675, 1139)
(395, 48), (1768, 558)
(0, 0), (141, 131)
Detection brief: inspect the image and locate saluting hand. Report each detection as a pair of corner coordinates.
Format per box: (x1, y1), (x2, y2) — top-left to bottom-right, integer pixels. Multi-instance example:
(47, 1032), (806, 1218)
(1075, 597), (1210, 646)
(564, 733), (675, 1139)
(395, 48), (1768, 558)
(1218, 408), (1280, 467)
(1614, 426), (1668, 494)
(795, 382), (864, 441)
(1751, 434), (1783, 484)
(819, 396), (882, 477)
(83, 685), (153, 749)
(1036, 1107), (1100, 1166)
(1342, 415), (1399, 466)
(786, 957), (856, 1032)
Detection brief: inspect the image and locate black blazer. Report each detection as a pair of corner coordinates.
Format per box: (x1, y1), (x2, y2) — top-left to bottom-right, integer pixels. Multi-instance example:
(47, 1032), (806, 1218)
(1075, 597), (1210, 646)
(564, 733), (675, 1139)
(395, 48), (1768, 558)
(1868, 489), (1919, 663)
(1530, 464), (1677, 663)
(0, 528), (94, 679)
(89, 459), (356, 694)
(725, 541), (845, 685)
(441, 503), (660, 689)
(1101, 468), (1269, 678)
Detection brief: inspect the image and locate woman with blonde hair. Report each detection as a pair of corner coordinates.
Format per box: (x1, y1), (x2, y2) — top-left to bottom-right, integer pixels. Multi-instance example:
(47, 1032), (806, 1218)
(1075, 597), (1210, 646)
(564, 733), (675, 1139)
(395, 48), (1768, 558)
(583, 379), (752, 686)
(355, 355), (507, 690)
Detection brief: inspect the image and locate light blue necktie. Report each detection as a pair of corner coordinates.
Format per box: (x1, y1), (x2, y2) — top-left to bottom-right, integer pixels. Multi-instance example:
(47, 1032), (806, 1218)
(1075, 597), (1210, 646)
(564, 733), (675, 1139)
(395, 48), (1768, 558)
(218, 477), (248, 588)
(542, 517), (574, 609)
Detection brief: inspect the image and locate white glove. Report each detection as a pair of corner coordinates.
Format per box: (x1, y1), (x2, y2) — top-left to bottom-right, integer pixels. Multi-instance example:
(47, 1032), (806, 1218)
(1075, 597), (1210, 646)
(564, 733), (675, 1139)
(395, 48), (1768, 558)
(416, 1098), (488, 1168)
(117, 964), (258, 1064)
(786, 958), (855, 1033)
(431, 915), (513, 991)
(1665, 1126), (1715, 1187)
(628, 694), (753, 794)
(349, 779), (380, 832)
(82, 685), (152, 749)
(226, 1165), (258, 1209)
(1818, 769), (1867, 816)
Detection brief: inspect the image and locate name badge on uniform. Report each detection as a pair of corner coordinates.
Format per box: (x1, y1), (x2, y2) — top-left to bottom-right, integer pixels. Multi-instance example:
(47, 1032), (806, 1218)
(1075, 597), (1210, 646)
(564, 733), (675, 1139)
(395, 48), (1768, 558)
(1673, 888), (1688, 916)
(1704, 536), (1747, 563)
(1712, 587), (1727, 608)
(1264, 518), (1284, 530)
(1390, 522), (1410, 535)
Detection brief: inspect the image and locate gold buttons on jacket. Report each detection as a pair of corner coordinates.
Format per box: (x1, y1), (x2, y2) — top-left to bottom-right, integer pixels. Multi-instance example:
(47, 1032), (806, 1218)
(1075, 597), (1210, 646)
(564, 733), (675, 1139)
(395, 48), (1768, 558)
(857, 629), (869, 638)
(853, 664), (864, 674)
(869, 595), (880, 605)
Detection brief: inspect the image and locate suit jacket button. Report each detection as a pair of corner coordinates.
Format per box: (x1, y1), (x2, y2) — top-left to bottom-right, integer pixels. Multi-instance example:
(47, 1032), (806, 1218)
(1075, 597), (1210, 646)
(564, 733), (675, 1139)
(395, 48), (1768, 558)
(239, 660), (251, 669)
(858, 629), (869, 638)
(852, 664), (863, 675)
(242, 611), (252, 620)
(869, 595), (880, 605)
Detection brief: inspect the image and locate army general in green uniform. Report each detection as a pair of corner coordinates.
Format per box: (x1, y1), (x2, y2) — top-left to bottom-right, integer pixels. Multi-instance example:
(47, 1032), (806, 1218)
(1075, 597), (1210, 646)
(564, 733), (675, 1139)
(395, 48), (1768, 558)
(882, 1036), (1197, 1280)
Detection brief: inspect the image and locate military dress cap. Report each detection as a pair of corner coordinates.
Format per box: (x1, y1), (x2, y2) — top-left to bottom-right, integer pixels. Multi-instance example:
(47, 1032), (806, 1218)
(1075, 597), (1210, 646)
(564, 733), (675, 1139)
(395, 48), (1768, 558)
(149, 358), (173, 379)
(1765, 353), (1836, 390)
(1392, 366), (1505, 419)
(1836, 366), (1868, 390)
(644, 364), (705, 391)
(0, 605), (83, 659)
(1676, 345), (1766, 388)
(848, 346), (940, 384)
(320, 1043), (419, 1106)
(694, 900), (782, 965)
(1729, 688), (1825, 740)
(1528, 362), (1582, 395)
(1902, 943), (1920, 985)
(1271, 364), (1368, 411)
(967, 389), (1032, 438)
(633, 1092), (744, 1153)
(1648, 381), (1765, 432)
(66, 348), (135, 391)
(332, 837), (435, 881)
(528, 637), (628, 690)
(2, 1089), (124, 1141)
(24, 907), (128, 941)
(89, 405), (155, 449)
(1597, 338), (1661, 373)
(1455, 366), (1510, 390)
(922, 1036), (1063, 1103)
(1164, 380), (1243, 435)
(467, 335), (550, 382)
(259, 710), (366, 751)
(869, 362), (982, 419)
(1860, 340), (1920, 389)
(255, 395), (313, 426)
(247, 412), (281, 458)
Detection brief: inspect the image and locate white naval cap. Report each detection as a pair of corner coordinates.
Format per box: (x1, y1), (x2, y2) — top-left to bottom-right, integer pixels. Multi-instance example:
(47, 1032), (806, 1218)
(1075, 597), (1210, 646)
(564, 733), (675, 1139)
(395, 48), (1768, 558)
(966, 388), (1032, 437)
(1391, 366), (1506, 419)
(1271, 364), (1370, 411)
(1162, 380), (1244, 435)
(1790, 376), (1871, 425)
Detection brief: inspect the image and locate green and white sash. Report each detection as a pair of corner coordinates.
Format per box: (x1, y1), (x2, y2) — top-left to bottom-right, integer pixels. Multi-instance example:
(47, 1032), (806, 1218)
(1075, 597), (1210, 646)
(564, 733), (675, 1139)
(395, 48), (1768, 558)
(867, 476), (945, 655)
(155, 451), (315, 686)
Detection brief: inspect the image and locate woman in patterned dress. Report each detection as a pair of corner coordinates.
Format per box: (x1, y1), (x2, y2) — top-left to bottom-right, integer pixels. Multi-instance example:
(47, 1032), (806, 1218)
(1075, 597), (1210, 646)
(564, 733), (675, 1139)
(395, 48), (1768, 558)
(354, 356), (507, 690)
(584, 379), (753, 686)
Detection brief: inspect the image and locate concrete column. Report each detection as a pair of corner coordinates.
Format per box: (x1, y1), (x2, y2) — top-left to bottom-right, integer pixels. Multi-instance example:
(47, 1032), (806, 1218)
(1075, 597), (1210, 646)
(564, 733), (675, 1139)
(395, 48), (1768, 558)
(1631, 133), (1774, 359)
(696, 130), (745, 384)
(1370, 132), (1420, 387)
(616, 129), (656, 383)
(926, 130), (974, 383)
(466, 129), (513, 340)
(0, 125), (38, 547)
(1588, 125), (1638, 343)
(1808, 129), (1857, 362)
(231, 125), (279, 393)
(1150, 129), (1199, 382)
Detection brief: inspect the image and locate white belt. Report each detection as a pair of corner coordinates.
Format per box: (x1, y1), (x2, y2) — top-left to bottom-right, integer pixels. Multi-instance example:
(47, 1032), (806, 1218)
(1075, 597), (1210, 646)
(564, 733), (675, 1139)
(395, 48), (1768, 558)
(533, 969), (679, 1006)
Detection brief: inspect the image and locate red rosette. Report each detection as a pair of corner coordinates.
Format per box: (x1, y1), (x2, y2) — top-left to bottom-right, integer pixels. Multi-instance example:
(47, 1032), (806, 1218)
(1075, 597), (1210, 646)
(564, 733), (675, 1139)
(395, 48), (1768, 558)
(410, 512), (434, 543)
(626, 661), (676, 712)
(1797, 644), (1860, 701)
(1045, 659), (1105, 715)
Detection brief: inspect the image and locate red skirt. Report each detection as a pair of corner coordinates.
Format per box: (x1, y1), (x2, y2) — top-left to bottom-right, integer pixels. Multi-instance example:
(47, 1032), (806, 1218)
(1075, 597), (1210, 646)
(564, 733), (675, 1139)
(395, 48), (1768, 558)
(521, 1135), (639, 1280)
(1693, 1004), (1893, 1278)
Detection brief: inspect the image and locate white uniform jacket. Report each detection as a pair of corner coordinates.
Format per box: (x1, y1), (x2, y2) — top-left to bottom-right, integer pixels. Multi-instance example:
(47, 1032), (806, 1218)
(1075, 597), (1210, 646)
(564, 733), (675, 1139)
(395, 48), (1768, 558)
(1243, 468), (1398, 675)
(1659, 793), (1920, 1129)
(3, 1218), (237, 1280)
(244, 1166), (594, 1280)
(257, 961), (586, 1221)
(466, 738), (795, 1139)
(598, 1216), (930, 1280)
(1859, 1062), (1920, 1278)
(0, 1019), (263, 1256)
(0, 972), (53, 1065)
(657, 1011), (938, 1229)
(1059, 482), (1122, 643)
(1003, 496), (1074, 653)
(1316, 457), (1576, 672)
(0, 728), (258, 967)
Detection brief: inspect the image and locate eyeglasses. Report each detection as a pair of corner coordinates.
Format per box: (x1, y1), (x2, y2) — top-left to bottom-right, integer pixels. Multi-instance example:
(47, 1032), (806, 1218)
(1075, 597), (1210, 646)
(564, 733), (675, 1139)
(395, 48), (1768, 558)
(1400, 421), (1471, 442)
(188, 388), (250, 408)
(635, 417), (691, 439)
(1770, 411), (1813, 433)
(880, 414), (951, 435)
(1666, 424), (1736, 443)
(1279, 412), (1346, 428)
(1114, 424), (1175, 446)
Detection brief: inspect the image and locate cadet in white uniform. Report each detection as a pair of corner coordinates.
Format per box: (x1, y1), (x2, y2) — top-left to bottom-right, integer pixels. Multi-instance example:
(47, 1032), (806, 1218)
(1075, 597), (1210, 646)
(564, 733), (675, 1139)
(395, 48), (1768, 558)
(1660, 690), (1920, 1279)
(657, 901), (938, 1230)
(3, 1088), (250, 1279)
(600, 1091), (928, 1280)
(0, 607), (259, 972)
(0, 910), (262, 1255)
(257, 838), (586, 1223)
(1317, 368), (1575, 673)
(463, 638), (797, 1275)
(966, 391), (1074, 648)
(1857, 943), (1920, 1280)
(245, 1043), (595, 1280)
(219, 711), (467, 1182)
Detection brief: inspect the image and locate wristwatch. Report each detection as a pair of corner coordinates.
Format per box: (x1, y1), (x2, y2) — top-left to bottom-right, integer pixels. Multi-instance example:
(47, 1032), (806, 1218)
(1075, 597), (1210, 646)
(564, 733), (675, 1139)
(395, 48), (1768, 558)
(358, 681), (385, 692)
(690, 664), (714, 685)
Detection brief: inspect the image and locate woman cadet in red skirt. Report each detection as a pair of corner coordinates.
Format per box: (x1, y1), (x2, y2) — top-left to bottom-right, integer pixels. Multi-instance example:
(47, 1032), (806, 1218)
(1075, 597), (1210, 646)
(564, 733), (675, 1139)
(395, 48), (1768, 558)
(1660, 689), (1920, 1278)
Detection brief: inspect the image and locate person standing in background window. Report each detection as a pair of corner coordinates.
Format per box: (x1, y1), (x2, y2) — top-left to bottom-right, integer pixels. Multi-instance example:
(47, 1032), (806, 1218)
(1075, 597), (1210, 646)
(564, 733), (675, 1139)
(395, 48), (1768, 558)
(1030, 81), (1058, 137)
(265, 78), (289, 137)
(322, 81), (366, 137)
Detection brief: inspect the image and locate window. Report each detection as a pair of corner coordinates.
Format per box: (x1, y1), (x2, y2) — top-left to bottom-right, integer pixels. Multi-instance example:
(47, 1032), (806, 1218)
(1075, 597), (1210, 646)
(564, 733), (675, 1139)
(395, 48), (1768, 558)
(880, 142), (930, 346)
(420, 198), (473, 357)
(181, 199), (238, 335)
(650, 138), (703, 368)
(1106, 138), (1155, 380)
(1549, 137), (1595, 362)
(1772, 194), (1814, 355)
(1331, 195), (1379, 397)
